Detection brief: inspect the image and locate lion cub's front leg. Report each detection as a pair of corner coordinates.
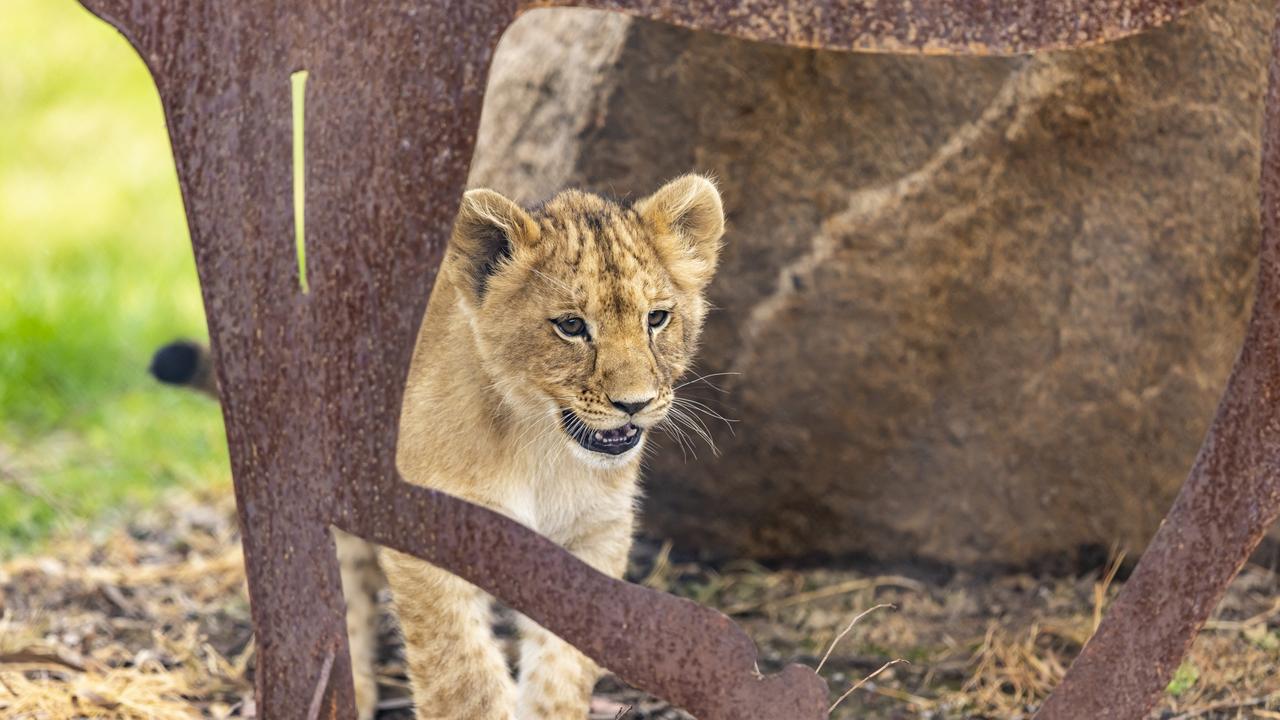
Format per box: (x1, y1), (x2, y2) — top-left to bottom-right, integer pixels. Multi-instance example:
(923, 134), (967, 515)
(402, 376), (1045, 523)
(384, 549), (517, 720)
(516, 519), (633, 720)
(336, 530), (385, 720)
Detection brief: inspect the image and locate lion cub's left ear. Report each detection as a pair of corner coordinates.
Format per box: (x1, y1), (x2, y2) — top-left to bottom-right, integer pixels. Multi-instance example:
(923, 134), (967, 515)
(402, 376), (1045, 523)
(635, 174), (725, 290)
(450, 188), (540, 304)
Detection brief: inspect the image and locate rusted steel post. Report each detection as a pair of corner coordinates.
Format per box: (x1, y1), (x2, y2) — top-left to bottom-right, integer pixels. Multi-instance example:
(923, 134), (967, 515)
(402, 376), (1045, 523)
(71, 0), (1231, 718)
(1038, 2), (1280, 717)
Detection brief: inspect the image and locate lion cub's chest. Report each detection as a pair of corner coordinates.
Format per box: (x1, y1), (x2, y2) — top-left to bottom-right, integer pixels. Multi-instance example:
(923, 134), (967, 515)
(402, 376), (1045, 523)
(498, 458), (637, 545)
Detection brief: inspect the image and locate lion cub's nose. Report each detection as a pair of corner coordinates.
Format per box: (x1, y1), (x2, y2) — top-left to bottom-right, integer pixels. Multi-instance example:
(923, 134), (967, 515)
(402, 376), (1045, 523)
(610, 397), (654, 416)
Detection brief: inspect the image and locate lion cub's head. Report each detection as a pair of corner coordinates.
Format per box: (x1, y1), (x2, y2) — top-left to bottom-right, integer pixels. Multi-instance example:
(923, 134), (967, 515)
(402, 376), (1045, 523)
(446, 175), (724, 466)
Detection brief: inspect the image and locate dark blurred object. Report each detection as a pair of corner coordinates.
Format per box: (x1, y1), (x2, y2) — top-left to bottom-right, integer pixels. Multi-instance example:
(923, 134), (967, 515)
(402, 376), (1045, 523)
(149, 340), (217, 398)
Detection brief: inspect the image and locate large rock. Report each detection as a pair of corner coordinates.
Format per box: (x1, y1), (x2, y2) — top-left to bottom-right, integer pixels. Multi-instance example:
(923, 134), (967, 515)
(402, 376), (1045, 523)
(467, 2), (1268, 566)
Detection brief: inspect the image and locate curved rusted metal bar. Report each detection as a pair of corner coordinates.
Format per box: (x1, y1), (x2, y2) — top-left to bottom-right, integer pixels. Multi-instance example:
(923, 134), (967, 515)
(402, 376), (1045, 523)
(1037, 3), (1280, 717)
(337, 480), (826, 718)
(534, 0), (1206, 55)
(71, 0), (1264, 717)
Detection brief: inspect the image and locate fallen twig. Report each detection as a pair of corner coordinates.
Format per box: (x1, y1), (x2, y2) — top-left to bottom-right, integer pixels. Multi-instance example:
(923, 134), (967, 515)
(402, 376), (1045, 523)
(828, 659), (908, 714)
(0, 649), (87, 673)
(859, 683), (935, 709)
(816, 604), (893, 675)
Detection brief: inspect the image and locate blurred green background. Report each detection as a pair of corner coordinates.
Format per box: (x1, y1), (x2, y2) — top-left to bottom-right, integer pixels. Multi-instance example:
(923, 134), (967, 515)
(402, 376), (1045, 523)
(0, 0), (228, 551)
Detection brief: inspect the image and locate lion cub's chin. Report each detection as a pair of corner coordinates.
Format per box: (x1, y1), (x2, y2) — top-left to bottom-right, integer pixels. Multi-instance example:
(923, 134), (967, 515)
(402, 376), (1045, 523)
(566, 436), (647, 469)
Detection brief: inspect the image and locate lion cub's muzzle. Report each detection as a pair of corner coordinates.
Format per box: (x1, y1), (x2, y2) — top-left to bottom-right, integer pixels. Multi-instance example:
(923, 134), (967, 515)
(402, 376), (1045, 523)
(560, 409), (643, 456)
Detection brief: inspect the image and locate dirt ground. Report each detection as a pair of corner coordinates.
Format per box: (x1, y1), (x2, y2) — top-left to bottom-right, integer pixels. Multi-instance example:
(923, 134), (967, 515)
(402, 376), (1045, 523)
(2, 490), (1279, 719)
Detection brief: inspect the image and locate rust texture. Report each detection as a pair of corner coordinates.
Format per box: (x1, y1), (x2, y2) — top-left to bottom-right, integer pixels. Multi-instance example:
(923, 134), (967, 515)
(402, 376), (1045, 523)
(69, 0), (1276, 717)
(560, 0), (1207, 54)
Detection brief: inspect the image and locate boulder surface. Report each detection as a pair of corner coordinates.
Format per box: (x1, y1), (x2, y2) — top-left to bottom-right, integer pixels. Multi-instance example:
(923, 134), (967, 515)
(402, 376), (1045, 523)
(468, 1), (1268, 566)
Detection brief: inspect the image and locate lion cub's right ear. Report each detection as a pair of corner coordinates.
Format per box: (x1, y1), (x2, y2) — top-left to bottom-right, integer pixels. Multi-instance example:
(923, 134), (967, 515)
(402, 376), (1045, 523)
(449, 188), (540, 303)
(635, 174), (725, 292)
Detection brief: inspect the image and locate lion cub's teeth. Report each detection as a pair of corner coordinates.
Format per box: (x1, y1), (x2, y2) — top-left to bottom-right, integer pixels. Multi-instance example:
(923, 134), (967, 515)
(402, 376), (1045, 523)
(594, 432), (604, 440)
(625, 427), (637, 437)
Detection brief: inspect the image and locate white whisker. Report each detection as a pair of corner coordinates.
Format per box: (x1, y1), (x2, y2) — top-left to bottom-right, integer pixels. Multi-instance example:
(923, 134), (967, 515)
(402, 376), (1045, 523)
(671, 396), (738, 431)
(675, 371), (740, 393)
(668, 406), (717, 456)
(657, 420), (695, 461)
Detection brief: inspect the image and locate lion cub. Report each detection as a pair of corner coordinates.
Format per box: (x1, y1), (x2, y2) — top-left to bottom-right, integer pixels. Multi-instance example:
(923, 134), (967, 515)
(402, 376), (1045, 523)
(380, 175), (725, 719)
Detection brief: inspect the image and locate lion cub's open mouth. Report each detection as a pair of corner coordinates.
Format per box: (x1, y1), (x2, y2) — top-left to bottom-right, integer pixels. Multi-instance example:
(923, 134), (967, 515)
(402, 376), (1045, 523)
(560, 410), (643, 455)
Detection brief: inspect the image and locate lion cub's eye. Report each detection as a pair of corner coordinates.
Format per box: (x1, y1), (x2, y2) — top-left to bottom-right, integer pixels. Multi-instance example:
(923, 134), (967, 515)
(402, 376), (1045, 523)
(553, 316), (588, 338)
(647, 310), (670, 329)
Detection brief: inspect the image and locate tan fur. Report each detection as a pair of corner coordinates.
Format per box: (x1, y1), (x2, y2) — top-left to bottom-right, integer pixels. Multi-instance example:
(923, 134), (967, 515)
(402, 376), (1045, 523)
(336, 529), (384, 719)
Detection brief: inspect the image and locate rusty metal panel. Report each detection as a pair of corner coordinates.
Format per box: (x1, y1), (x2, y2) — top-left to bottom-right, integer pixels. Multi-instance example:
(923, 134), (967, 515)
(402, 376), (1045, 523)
(70, 0), (1280, 718)
(550, 0), (1206, 54)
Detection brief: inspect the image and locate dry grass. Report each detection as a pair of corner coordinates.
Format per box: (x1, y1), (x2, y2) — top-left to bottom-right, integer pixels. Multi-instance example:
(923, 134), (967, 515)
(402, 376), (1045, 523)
(0, 491), (252, 719)
(635, 544), (1280, 719)
(3, 490), (1280, 719)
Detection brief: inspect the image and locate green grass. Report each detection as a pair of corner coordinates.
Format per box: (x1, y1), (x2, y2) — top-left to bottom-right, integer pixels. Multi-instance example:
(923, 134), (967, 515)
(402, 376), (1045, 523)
(0, 0), (229, 551)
